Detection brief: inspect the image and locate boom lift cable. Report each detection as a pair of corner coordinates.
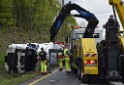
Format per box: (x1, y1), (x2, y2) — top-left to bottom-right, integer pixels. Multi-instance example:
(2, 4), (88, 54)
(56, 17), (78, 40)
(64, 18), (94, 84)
(112, 5), (121, 34)
(112, 5), (118, 21)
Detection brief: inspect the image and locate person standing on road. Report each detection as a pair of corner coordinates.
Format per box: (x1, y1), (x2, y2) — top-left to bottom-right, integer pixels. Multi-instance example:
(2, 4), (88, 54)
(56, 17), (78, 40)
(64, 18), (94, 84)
(57, 52), (63, 71)
(39, 47), (47, 75)
(64, 47), (72, 73)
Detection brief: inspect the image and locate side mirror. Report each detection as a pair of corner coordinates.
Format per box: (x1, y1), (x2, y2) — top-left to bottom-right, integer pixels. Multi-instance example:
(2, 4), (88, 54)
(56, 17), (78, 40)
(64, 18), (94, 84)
(65, 35), (69, 43)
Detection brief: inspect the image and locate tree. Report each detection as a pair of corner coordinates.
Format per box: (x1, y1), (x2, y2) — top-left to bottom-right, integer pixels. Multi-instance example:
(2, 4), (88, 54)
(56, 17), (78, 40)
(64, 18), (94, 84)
(0, 0), (14, 29)
(0, 0), (77, 42)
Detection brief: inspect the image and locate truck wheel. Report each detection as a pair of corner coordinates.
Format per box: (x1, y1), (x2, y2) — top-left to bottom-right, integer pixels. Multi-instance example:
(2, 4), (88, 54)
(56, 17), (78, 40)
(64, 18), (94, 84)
(78, 61), (89, 84)
(120, 55), (124, 84)
(77, 60), (83, 80)
(81, 74), (89, 84)
(121, 58), (124, 84)
(122, 74), (124, 84)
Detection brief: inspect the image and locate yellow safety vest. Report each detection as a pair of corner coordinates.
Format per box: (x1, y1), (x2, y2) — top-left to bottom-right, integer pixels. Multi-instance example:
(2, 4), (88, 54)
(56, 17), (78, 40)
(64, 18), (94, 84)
(64, 49), (69, 57)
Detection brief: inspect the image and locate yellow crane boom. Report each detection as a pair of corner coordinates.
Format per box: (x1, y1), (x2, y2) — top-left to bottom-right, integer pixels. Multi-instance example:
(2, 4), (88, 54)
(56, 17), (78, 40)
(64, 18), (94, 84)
(109, 0), (124, 28)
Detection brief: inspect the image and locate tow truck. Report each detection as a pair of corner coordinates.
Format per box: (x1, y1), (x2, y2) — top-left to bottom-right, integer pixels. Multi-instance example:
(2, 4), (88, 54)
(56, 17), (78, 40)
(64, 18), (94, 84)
(50, 0), (124, 84)
(50, 2), (99, 83)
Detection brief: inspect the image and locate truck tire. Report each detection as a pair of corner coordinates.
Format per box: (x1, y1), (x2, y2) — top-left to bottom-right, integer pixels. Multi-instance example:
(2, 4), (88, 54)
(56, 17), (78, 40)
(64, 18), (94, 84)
(122, 72), (124, 84)
(77, 60), (89, 83)
(121, 57), (124, 84)
(81, 74), (89, 84)
(77, 61), (82, 80)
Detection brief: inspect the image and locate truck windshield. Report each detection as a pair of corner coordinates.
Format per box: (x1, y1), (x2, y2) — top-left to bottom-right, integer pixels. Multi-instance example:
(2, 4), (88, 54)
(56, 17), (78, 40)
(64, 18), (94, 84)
(93, 33), (100, 38)
(76, 33), (100, 39)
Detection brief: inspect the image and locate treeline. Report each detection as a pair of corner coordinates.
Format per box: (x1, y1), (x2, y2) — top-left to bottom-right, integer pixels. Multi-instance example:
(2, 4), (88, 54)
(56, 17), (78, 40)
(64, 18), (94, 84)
(0, 0), (77, 40)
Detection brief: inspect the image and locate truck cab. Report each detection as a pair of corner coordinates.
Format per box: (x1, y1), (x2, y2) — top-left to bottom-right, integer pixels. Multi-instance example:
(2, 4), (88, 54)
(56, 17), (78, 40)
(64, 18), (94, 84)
(69, 28), (104, 50)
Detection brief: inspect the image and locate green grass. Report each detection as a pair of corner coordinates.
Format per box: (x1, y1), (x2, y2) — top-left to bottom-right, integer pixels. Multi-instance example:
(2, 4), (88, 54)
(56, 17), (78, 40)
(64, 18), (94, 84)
(0, 70), (38, 85)
(0, 53), (4, 65)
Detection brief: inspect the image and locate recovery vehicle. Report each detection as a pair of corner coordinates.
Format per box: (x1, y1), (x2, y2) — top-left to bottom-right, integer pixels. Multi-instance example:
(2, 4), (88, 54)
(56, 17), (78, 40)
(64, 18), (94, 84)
(50, 0), (124, 84)
(50, 2), (99, 83)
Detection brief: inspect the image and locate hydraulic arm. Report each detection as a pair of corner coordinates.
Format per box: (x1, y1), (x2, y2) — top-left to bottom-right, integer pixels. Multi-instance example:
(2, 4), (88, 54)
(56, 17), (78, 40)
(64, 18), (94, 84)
(50, 2), (99, 42)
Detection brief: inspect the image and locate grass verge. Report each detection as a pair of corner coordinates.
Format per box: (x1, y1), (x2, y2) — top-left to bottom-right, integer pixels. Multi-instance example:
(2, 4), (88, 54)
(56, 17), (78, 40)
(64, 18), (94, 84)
(0, 70), (38, 85)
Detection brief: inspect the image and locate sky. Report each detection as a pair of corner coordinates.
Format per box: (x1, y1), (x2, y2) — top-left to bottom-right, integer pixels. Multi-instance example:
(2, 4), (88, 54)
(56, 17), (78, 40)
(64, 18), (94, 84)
(59, 0), (114, 28)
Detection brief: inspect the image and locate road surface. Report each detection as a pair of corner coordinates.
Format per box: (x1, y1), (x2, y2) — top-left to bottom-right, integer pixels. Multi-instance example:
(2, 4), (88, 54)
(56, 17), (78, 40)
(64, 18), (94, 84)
(20, 69), (124, 85)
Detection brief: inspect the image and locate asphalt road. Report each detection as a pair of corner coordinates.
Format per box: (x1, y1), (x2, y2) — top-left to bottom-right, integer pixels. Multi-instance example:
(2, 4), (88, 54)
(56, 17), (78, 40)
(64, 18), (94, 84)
(20, 69), (124, 85)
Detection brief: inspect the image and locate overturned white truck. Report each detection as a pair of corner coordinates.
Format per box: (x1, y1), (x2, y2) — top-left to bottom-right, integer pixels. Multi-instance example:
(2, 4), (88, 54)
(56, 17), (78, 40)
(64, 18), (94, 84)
(5, 42), (63, 73)
(5, 43), (38, 74)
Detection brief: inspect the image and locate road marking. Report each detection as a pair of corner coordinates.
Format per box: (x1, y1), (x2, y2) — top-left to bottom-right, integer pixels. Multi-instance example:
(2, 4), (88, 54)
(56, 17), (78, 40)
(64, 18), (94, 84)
(28, 70), (58, 85)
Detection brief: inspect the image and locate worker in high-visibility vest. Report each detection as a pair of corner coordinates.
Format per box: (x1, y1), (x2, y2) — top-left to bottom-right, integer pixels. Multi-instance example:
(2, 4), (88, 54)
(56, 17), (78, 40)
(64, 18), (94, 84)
(64, 47), (72, 73)
(57, 52), (63, 71)
(39, 47), (47, 75)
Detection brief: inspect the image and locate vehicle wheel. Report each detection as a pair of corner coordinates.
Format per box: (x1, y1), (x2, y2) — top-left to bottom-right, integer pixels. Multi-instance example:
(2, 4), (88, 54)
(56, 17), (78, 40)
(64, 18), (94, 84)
(122, 75), (124, 84)
(81, 74), (90, 84)
(77, 61), (89, 84)
(77, 60), (83, 80)
(121, 58), (124, 84)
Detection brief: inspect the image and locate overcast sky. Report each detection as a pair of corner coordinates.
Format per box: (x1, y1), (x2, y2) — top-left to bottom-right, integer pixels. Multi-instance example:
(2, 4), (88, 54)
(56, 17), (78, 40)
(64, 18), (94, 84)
(59, 0), (114, 28)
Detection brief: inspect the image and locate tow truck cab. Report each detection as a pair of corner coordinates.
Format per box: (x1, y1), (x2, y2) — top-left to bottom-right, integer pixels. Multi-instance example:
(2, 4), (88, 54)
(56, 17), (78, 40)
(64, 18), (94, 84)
(69, 28), (104, 50)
